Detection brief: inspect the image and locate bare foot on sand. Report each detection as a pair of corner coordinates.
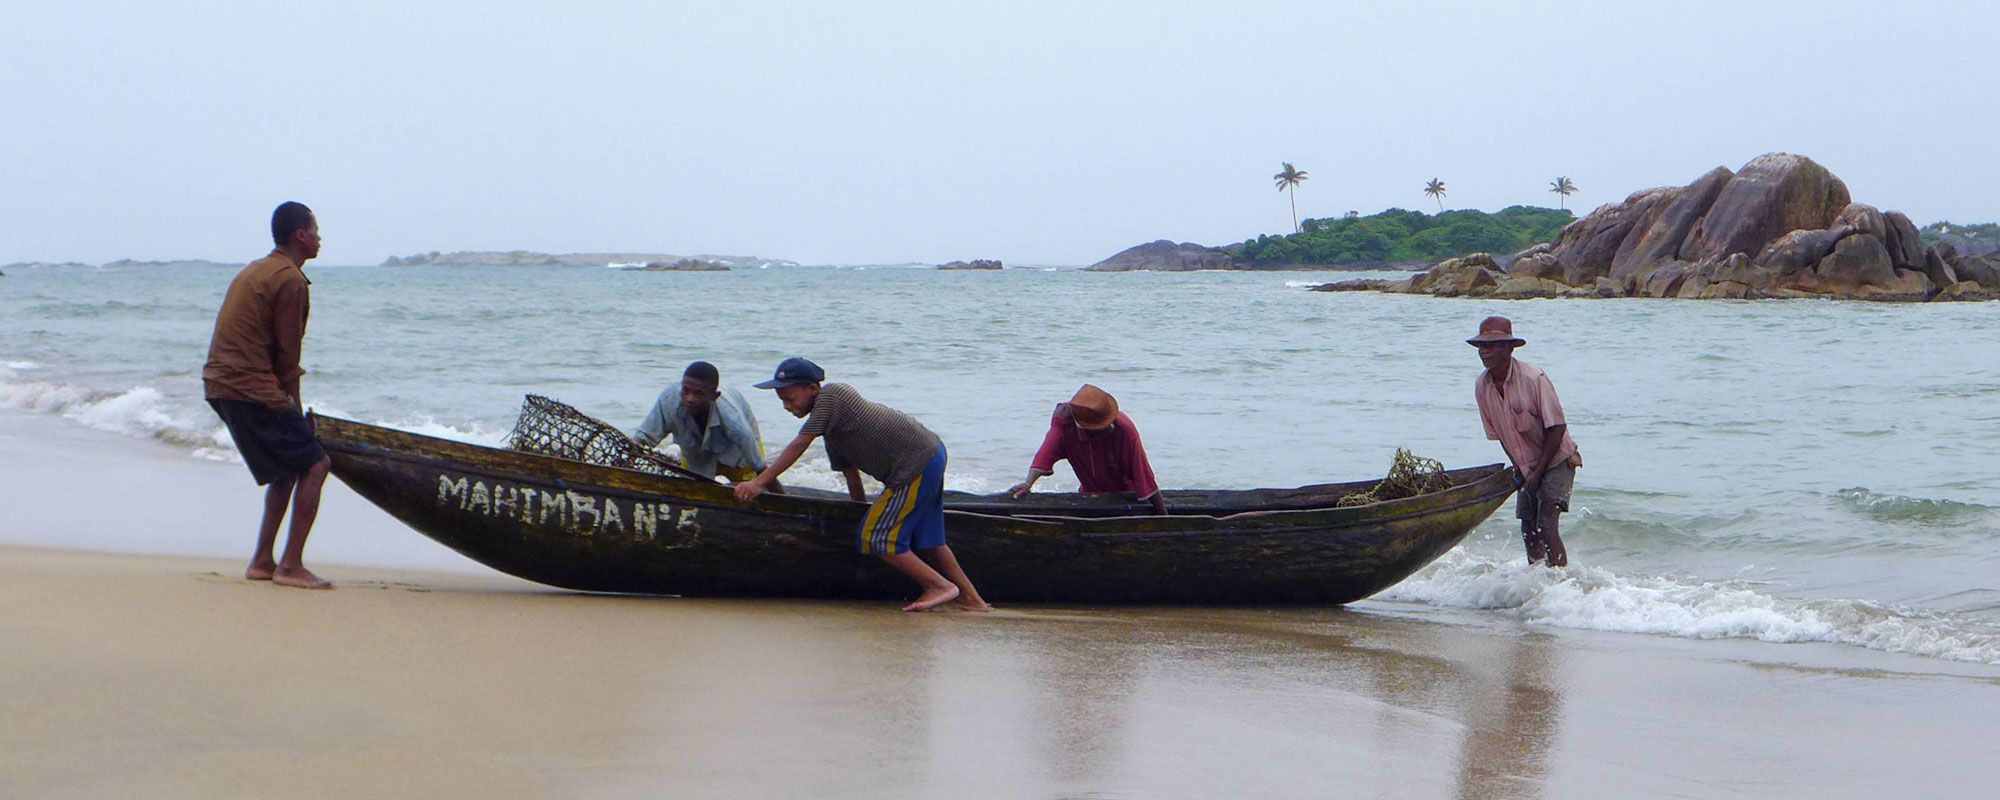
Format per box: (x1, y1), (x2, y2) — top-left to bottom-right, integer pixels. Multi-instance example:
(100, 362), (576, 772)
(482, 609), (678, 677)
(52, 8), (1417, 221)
(950, 598), (994, 612)
(902, 584), (959, 612)
(245, 559), (277, 581)
(272, 566), (334, 590)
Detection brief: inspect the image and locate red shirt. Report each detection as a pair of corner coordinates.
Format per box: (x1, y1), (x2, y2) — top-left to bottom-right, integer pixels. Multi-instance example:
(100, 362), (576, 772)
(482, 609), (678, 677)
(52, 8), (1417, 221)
(1028, 404), (1161, 499)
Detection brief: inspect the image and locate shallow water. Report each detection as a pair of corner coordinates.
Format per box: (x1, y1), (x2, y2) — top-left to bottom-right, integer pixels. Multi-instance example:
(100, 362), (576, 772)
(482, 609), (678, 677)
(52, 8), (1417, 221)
(3, 262), (1997, 664)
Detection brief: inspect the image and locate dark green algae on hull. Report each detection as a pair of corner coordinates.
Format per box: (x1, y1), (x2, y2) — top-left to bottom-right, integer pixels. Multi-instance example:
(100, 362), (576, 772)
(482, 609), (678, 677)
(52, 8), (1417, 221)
(313, 414), (1515, 605)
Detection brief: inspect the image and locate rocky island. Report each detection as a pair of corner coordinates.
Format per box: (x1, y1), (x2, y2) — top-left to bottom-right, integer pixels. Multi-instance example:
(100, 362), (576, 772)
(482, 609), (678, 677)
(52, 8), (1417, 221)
(1315, 153), (1999, 302)
(618, 258), (729, 272)
(937, 259), (1002, 270)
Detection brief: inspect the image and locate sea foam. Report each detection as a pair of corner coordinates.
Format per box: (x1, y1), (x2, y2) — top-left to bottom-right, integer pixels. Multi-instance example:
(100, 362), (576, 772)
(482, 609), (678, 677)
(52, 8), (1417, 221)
(1382, 549), (2000, 665)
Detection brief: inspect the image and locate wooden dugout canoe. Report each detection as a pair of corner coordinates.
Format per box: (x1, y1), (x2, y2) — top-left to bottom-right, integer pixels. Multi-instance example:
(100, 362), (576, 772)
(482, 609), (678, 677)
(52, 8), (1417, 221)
(313, 413), (1517, 605)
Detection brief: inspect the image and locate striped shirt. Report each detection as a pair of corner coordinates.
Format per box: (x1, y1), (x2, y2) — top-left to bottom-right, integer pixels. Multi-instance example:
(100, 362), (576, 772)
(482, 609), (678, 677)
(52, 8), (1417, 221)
(798, 383), (943, 487)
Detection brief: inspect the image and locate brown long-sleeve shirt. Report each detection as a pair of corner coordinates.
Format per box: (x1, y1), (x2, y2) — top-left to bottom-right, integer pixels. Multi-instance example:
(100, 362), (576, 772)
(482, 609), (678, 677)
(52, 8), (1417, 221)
(202, 250), (311, 411)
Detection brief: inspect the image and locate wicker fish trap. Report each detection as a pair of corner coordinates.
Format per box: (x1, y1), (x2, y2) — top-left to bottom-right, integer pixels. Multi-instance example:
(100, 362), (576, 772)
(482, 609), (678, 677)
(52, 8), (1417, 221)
(507, 394), (693, 478)
(1335, 448), (1453, 507)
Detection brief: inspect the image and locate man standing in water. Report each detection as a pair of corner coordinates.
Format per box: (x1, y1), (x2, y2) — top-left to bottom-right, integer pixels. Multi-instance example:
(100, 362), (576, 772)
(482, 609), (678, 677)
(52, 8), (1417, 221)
(203, 201), (334, 589)
(1470, 316), (1580, 567)
(733, 357), (989, 612)
(631, 360), (778, 490)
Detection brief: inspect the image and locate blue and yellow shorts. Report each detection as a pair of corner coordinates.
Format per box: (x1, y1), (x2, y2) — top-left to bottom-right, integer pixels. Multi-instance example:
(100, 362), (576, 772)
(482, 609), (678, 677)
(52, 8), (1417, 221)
(858, 445), (948, 556)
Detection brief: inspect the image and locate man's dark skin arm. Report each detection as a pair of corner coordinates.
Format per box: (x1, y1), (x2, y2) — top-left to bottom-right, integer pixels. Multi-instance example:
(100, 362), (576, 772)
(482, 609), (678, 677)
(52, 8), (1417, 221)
(843, 469), (866, 502)
(1525, 423), (1568, 492)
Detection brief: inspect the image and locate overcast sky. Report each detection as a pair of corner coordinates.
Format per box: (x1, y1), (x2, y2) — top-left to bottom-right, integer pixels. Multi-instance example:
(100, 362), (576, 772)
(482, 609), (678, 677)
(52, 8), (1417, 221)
(3, 1), (1993, 266)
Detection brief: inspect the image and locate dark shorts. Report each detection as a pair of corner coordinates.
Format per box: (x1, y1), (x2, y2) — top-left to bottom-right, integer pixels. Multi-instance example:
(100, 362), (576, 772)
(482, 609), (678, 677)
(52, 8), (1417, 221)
(856, 445), (948, 556)
(208, 398), (326, 486)
(1517, 461), (1576, 525)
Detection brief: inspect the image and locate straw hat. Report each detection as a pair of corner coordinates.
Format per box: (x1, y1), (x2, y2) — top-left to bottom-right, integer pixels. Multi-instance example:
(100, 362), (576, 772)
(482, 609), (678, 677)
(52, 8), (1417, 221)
(1068, 384), (1119, 430)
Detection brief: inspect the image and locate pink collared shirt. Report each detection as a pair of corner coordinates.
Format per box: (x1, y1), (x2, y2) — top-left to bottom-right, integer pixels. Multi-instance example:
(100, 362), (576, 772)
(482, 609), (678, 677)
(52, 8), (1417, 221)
(1475, 358), (1579, 478)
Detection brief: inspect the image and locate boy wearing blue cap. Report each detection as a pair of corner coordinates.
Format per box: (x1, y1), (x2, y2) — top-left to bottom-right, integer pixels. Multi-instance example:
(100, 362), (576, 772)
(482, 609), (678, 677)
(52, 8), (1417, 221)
(734, 357), (990, 612)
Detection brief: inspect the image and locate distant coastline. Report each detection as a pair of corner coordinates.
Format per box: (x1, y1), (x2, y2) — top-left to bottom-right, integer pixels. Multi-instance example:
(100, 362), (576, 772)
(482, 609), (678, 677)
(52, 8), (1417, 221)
(1, 259), (237, 270)
(380, 250), (793, 268)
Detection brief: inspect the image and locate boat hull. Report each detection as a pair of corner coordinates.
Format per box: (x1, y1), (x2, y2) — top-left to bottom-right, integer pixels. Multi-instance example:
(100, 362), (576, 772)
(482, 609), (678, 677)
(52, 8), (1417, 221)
(314, 414), (1514, 605)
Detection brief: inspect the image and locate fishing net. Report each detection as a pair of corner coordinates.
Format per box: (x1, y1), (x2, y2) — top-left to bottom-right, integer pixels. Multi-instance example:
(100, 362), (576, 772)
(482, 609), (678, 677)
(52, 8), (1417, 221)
(1335, 448), (1453, 507)
(506, 394), (696, 479)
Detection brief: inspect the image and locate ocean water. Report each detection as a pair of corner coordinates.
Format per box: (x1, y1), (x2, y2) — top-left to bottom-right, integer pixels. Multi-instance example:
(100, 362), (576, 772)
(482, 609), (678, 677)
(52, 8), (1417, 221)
(3, 261), (1998, 665)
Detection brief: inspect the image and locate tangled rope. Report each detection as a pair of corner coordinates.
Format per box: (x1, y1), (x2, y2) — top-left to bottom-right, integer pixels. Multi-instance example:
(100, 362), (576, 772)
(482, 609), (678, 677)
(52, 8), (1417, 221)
(506, 394), (703, 480)
(1335, 448), (1453, 507)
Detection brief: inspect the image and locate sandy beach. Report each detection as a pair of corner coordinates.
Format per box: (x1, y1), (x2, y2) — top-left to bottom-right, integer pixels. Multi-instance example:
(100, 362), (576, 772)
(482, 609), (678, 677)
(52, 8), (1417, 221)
(3, 412), (1996, 799)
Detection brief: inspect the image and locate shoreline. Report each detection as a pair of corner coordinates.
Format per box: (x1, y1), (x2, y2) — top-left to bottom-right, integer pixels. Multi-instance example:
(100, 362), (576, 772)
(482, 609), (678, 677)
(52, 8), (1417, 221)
(6, 544), (1996, 799)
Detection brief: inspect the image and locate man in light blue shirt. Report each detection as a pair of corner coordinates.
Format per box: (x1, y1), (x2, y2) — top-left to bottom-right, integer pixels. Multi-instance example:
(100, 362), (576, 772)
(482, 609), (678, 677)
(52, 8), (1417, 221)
(631, 361), (778, 489)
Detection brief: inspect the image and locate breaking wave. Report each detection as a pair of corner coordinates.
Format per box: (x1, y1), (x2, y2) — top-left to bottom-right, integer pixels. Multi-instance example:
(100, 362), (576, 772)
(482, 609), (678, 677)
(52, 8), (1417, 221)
(0, 366), (499, 461)
(1382, 549), (2000, 665)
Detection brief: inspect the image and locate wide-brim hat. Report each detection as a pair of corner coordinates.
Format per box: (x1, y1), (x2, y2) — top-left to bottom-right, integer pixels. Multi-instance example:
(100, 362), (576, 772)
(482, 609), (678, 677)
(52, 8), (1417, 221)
(1068, 384), (1119, 430)
(1466, 316), (1526, 346)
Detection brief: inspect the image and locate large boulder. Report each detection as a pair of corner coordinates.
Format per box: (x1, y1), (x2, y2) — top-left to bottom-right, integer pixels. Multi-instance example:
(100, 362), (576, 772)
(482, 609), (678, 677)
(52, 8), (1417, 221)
(1489, 276), (1570, 299)
(1799, 234), (1897, 293)
(1832, 203), (1889, 239)
(1413, 253), (1502, 296)
(1920, 246), (1960, 289)
(1882, 212), (1926, 269)
(1641, 262), (1698, 298)
(1678, 153), (1852, 263)
(1507, 251), (1563, 280)
(1549, 187), (1675, 285)
(1752, 226), (1858, 274)
(1955, 252), (2000, 288)
(1705, 252), (1785, 289)
(1086, 240), (1233, 271)
(1610, 166), (1733, 283)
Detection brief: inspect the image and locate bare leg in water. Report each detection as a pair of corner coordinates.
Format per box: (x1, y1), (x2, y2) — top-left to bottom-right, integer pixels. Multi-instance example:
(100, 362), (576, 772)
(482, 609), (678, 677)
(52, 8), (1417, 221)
(918, 545), (991, 611)
(1539, 514), (1569, 567)
(271, 455), (334, 589)
(880, 551), (957, 611)
(1520, 519), (1549, 566)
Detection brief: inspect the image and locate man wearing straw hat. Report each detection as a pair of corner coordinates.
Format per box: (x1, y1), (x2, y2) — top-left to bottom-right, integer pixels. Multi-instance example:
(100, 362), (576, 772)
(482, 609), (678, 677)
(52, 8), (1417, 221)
(1008, 384), (1167, 516)
(1469, 316), (1580, 567)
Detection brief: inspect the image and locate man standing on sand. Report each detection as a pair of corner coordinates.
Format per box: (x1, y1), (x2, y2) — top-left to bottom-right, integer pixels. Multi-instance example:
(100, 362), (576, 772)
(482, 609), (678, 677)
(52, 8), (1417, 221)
(1470, 316), (1581, 567)
(733, 357), (989, 612)
(202, 201), (333, 589)
(631, 360), (779, 490)
(1007, 383), (1167, 515)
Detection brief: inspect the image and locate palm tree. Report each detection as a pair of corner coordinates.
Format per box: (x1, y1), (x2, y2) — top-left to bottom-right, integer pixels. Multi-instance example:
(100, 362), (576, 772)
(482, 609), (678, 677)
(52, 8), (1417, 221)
(1424, 178), (1447, 213)
(1273, 162), (1309, 234)
(1549, 176), (1577, 210)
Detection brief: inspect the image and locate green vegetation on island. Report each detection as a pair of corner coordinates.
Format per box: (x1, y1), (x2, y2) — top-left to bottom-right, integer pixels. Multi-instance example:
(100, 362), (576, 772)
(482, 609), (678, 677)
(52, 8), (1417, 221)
(1231, 206), (1575, 266)
(1920, 222), (2000, 255)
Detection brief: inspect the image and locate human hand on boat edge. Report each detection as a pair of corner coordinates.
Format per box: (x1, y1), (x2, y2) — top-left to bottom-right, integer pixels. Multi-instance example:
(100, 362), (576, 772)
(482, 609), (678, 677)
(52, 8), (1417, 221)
(733, 478), (768, 504)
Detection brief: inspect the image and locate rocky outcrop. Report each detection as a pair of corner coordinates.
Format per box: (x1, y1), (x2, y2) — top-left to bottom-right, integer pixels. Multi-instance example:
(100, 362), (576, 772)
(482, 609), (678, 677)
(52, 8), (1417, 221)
(1676, 153), (1851, 264)
(937, 259), (1002, 270)
(1307, 152), (1998, 303)
(1085, 240), (1234, 272)
(630, 258), (728, 271)
(1610, 166), (1733, 286)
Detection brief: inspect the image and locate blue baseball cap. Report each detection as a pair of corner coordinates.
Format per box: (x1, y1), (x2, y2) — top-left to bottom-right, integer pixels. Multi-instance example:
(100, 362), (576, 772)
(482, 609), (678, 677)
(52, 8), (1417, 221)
(754, 356), (825, 389)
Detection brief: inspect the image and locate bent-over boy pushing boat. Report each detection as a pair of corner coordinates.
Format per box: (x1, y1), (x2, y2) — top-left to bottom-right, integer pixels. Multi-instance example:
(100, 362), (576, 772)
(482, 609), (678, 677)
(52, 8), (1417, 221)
(733, 357), (991, 612)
